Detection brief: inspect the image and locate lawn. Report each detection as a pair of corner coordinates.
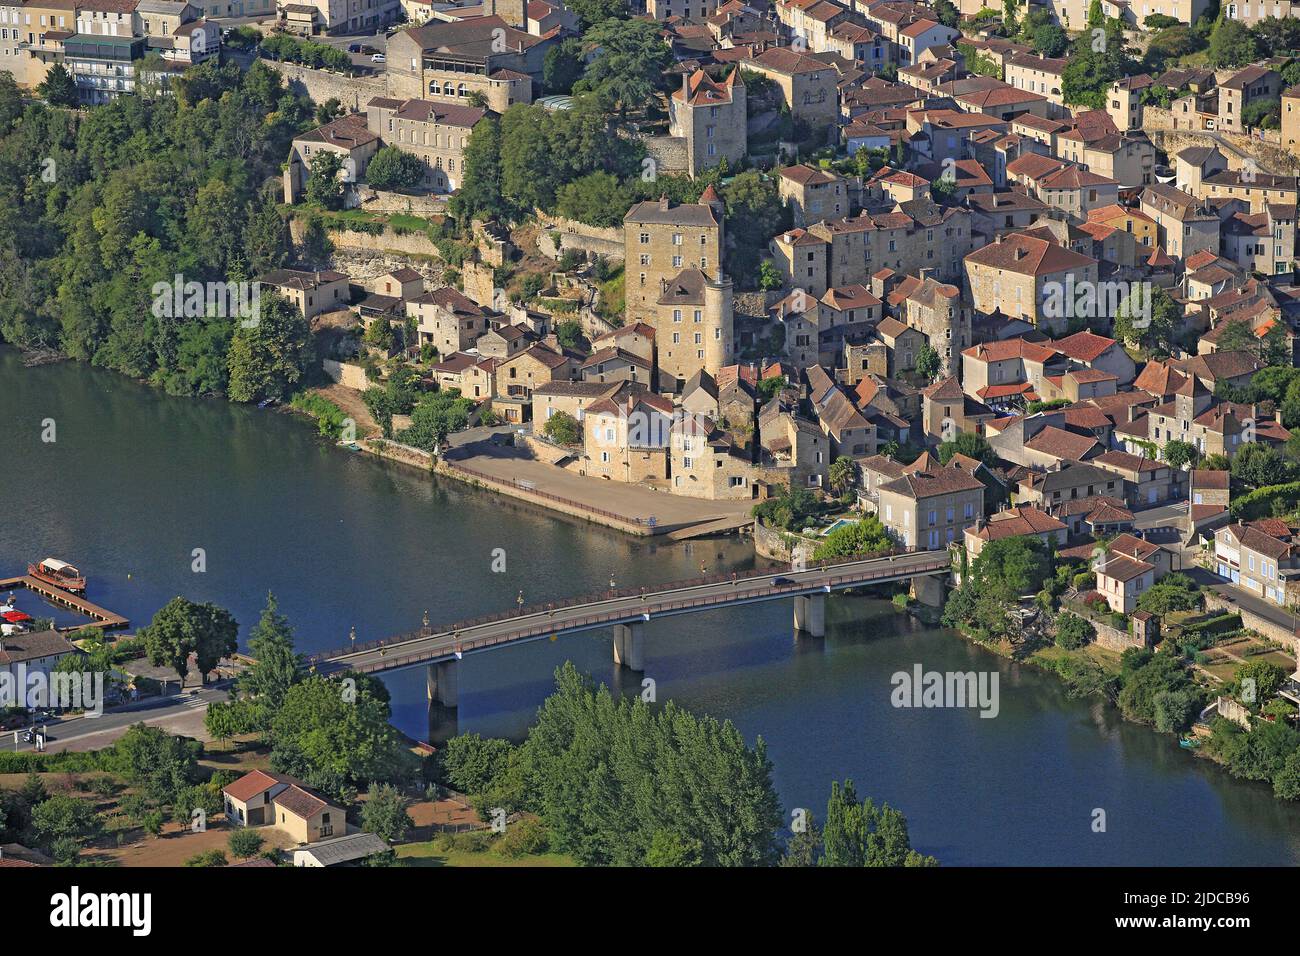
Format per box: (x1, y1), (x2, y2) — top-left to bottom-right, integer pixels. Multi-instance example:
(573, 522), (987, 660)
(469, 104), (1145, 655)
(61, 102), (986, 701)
(395, 841), (576, 867)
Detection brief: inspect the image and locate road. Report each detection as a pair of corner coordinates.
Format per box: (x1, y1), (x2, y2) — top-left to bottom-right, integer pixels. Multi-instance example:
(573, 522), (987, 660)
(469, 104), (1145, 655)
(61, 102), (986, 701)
(1206, 580), (1300, 637)
(315, 550), (951, 674)
(5, 686), (229, 754)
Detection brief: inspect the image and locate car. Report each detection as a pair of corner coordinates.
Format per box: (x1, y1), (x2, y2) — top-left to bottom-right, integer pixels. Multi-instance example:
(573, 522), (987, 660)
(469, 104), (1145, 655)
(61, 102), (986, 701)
(347, 42), (363, 53)
(358, 44), (379, 54)
(772, 576), (795, 586)
(371, 52), (385, 62)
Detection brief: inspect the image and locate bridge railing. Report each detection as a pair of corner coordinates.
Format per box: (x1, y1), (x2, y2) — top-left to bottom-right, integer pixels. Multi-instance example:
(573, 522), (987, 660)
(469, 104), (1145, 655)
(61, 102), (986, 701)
(323, 557), (953, 674)
(306, 546), (948, 666)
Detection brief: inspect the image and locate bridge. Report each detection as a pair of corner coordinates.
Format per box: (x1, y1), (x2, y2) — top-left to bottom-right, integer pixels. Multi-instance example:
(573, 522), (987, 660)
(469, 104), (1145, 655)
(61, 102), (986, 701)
(306, 549), (952, 708)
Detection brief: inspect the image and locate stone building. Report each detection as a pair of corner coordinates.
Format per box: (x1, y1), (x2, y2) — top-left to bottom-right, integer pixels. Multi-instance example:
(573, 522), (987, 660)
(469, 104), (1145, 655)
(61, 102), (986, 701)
(364, 97), (485, 192)
(624, 193), (724, 324)
(669, 68), (746, 178)
(652, 268), (734, 391)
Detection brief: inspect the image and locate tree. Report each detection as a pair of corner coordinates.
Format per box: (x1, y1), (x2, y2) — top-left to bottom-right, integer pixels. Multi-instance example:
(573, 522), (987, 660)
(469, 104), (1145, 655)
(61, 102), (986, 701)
(932, 0), (959, 27)
(1055, 612), (1094, 650)
(938, 430), (996, 467)
(1135, 573), (1202, 615)
(517, 663), (784, 866)
(722, 171), (790, 289)
(645, 830), (704, 866)
(915, 342), (941, 381)
(111, 724), (204, 804)
(813, 515), (891, 560)
(365, 146), (427, 191)
(1162, 439), (1198, 469)
(314, 97), (343, 126)
(780, 813), (822, 866)
(435, 733), (517, 794)
(565, 0), (628, 28)
(226, 292), (312, 404)
(228, 828), (265, 858)
(542, 410), (582, 445)
(828, 455), (856, 494)
(361, 782), (413, 842)
(1032, 24), (1069, 57)
(37, 64), (79, 108)
(0, 71), (23, 137)
(820, 779), (935, 867)
(139, 597), (239, 686)
(31, 795), (101, 851)
(398, 388), (476, 453)
(1087, 0), (1104, 27)
(543, 38), (586, 94)
(185, 849), (229, 867)
(239, 591), (304, 714)
(304, 151), (345, 209)
(1208, 18), (1260, 68)
(573, 20), (671, 115)
(1234, 659), (1286, 706)
(449, 117), (507, 223)
(270, 675), (414, 800)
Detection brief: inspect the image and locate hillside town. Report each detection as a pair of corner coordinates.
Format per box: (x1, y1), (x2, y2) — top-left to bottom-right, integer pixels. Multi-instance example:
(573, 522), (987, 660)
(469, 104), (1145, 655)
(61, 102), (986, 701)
(5, 0), (1300, 881)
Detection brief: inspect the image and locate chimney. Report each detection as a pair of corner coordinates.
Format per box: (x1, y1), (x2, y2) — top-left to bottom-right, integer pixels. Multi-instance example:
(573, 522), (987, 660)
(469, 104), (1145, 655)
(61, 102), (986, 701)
(659, 195), (670, 211)
(1014, 246), (1026, 260)
(682, 71), (690, 99)
(994, 234), (1003, 243)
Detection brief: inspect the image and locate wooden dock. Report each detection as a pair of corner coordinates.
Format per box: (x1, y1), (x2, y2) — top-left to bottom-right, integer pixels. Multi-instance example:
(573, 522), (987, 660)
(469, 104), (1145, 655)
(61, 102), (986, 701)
(0, 575), (129, 631)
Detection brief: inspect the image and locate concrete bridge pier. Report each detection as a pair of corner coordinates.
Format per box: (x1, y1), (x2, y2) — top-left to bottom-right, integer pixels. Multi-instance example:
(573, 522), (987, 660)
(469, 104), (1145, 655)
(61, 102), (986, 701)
(612, 621), (645, 671)
(793, 593), (826, 637)
(910, 574), (945, 608)
(426, 660), (459, 708)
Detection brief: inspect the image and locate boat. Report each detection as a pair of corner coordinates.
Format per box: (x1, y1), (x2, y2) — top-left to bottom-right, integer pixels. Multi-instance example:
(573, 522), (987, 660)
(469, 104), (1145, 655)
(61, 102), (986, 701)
(28, 558), (86, 593)
(1, 610), (32, 623)
(1179, 735), (1202, 749)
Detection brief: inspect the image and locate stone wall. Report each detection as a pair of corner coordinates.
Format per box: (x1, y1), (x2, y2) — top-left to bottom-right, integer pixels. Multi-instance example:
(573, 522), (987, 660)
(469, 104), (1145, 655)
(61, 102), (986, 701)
(262, 59), (388, 111)
(536, 213), (624, 262)
(1146, 115), (1300, 176)
(323, 359), (369, 390)
(357, 189), (450, 217)
(734, 290), (780, 323)
(754, 521), (816, 564)
(642, 135), (689, 177)
(289, 215), (442, 258)
(1204, 591), (1298, 655)
(331, 250), (445, 287)
(1089, 617), (1146, 652)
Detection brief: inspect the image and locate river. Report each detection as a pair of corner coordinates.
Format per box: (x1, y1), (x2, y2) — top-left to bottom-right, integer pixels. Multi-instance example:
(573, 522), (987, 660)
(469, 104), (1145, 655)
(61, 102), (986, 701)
(4, 347), (1300, 865)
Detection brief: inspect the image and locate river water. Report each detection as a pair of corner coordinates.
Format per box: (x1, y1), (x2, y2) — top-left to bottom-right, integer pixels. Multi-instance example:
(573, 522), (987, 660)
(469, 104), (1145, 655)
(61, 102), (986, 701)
(4, 347), (1299, 865)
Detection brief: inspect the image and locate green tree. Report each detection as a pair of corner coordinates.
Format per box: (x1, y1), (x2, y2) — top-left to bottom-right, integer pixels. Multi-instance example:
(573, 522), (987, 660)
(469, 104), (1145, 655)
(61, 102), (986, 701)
(270, 675), (414, 800)
(542, 410), (582, 445)
(915, 342), (941, 381)
(645, 829), (704, 867)
(828, 455), (856, 494)
(938, 430), (995, 467)
(361, 782), (413, 842)
(398, 388), (475, 453)
(239, 591), (304, 714)
(813, 515), (891, 560)
(1208, 18), (1260, 68)
(573, 20), (672, 116)
(450, 117), (507, 223)
(365, 145), (428, 191)
(543, 38), (586, 94)
(1055, 612), (1094, 650)
(821, 779), (934, 867)
(1162, 439), (1198, 469)
(31, 795), (101, 851)
(37, 64), (79, 107)
(304, 150), (345, 209)
(435, 733), (517, 794)
(226, 292), (312, 404)
(565, 0), (628, 28)
(139, 597), (239, 686)
(228, 829), (265, 858)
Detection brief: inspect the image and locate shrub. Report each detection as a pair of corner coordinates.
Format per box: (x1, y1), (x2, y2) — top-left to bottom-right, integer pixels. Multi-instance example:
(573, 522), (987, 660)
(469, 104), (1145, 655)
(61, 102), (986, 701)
(228, 829), (265, 858)
(495, 817), (550, 858)
(1055, 612), (1094, 650)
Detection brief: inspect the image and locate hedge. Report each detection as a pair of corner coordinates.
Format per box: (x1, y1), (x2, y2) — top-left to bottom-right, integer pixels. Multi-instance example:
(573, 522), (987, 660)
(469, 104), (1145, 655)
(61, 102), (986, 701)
(0, 750), (117, 774)
(1230, 481), (1300, 520)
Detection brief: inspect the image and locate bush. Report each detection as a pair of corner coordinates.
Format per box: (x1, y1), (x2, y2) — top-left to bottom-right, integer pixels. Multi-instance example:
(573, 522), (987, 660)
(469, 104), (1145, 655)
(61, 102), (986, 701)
(494, 817), (550, 858)
(1055, 612), (1094, 650)
(228, 829), (265, 858)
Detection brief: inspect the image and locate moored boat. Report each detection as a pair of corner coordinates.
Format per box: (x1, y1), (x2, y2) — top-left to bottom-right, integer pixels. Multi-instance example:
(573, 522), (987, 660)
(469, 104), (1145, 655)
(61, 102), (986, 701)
(28, 558), (86, 593)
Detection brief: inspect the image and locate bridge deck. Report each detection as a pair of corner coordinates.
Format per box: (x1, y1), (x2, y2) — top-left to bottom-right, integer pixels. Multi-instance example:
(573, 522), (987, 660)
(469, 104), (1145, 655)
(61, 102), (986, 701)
(310, 550), (950, 676)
